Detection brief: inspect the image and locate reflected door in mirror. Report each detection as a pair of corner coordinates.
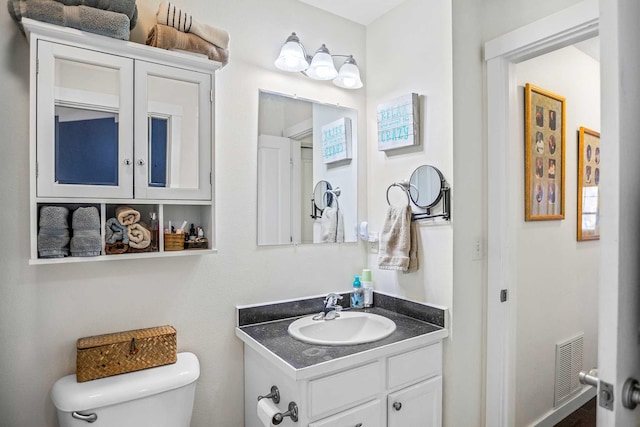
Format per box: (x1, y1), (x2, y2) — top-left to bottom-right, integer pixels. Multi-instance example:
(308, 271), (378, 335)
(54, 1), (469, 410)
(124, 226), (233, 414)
(135, 62), (212, 200)
(36, 41), (134, 198)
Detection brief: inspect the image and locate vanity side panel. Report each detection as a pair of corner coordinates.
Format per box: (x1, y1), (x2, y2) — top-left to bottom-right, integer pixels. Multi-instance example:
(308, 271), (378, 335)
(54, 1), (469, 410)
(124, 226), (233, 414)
(244, 345), (304, 427)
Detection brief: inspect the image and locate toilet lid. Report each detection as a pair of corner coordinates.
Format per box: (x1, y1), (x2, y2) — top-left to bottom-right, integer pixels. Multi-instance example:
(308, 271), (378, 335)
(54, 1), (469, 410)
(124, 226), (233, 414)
(51, 352), (200, 412)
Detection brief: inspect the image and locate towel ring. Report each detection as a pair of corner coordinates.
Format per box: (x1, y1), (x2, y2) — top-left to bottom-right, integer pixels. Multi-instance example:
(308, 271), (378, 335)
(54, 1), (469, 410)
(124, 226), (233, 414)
(323, 189), (341, 210)
(386, 182), (416, 207)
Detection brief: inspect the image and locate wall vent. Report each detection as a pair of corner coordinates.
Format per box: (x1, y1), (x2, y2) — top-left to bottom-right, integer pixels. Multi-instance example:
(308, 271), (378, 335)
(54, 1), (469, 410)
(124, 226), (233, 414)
(554, 334), (584, 408)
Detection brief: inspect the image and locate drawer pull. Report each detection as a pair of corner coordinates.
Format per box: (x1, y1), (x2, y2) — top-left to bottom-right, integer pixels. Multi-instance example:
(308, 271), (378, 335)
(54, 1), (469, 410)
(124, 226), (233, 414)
(393, 401), (402, 411)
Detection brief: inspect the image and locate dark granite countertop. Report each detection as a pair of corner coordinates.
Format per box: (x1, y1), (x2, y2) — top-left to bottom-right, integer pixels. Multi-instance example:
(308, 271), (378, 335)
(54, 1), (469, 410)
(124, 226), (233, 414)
(236, 293), (447, 372)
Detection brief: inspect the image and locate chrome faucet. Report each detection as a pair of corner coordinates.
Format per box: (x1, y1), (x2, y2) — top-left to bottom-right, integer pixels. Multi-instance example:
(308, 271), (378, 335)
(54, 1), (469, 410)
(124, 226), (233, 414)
(323, 293), (343, 320)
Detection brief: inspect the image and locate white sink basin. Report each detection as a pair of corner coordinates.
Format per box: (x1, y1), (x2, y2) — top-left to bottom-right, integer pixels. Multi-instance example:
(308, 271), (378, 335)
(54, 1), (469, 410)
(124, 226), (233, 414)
(288, 311), (397, 346)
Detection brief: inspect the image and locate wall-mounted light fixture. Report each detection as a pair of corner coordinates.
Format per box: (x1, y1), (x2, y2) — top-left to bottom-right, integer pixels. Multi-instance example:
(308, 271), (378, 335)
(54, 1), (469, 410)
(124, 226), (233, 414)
(274, 32), (363, 89)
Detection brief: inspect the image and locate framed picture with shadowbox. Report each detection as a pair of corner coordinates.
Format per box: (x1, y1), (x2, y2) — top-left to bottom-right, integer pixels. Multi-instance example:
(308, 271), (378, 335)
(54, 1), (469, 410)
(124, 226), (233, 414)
(577, 127), (600, 240)
(524, 83), (566, 221)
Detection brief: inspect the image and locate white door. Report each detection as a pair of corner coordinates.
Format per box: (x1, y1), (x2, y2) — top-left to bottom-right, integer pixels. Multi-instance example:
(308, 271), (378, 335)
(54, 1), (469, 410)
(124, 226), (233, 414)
(387, 377), (442, 427)
(257, 135), (292, 245)
(485, 1), (640, 426)
(597, 0), (640, 425)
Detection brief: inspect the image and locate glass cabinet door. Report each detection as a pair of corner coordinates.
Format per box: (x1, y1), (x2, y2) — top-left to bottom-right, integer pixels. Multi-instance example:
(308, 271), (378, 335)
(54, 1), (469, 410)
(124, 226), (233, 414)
(36, 41), (134, 198)
(134, 61), (212, 200)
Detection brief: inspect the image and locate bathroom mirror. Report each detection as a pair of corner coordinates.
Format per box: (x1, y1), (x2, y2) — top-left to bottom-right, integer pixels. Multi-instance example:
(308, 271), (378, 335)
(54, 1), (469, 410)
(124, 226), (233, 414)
(409, 165), (445, 208)
(257, 91), (358, 245)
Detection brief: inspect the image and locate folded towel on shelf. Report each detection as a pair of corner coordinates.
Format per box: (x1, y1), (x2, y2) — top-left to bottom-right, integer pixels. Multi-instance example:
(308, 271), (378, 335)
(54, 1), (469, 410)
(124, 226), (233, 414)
(378, 205), (413, 271)
(146, 24), (229, 64)
(127, 223), (151, 249)
(105, 217), (129, 244)
(8, 0), (131, 40)
(105, 241), (129, 255)
(37, 206), (71, 258)
(115, 205), (140, 226)
(70, 207), (102, 256)
(156, 1), (229, 49)
(320, 205), (344, 243)
(51, 0), (137, 29)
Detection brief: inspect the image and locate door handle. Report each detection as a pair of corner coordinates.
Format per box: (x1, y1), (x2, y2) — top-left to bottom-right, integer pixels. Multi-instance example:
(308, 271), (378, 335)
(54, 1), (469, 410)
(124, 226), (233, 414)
(393, 401), (402, 411)
(579, 368), (599, 387)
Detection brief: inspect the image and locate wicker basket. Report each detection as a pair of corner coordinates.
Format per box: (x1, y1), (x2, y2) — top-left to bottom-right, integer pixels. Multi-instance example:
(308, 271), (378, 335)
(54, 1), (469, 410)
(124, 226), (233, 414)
(164, 233), (184, 251)
(76, 325), (177, 382)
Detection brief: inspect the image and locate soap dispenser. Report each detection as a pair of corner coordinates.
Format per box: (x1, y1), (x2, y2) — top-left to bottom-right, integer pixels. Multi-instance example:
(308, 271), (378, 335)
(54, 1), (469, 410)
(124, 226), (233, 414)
(351, 276), (364, 309)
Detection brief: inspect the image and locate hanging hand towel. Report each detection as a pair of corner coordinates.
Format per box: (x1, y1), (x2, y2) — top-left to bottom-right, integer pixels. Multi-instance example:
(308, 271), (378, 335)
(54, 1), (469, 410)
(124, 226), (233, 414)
(320, 205), (344, 243)
(378, 205), (412, 271)
(8, 1), (131, 40)
(146, 24), (229, 64)
(156, 1), (229, 50)
(127, 223), (151, 249)
(405, 220), (419, 273)
(115, 206), (140, 226)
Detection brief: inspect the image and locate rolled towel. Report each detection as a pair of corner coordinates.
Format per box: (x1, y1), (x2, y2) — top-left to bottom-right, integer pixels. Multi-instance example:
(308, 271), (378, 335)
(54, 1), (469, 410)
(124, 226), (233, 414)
(127, 223), (151, 249)
(156, 1), (229, 50)
(51, 0), (137, 29)
(115, 205), (140, 226)
(8, 0), (131, 40)
(146, 24), (229, 64)
(38, 206), (70, 258)
(71, 207), (102, 256)
(105, 217), (129, 244)
(105, 241), (129, 255)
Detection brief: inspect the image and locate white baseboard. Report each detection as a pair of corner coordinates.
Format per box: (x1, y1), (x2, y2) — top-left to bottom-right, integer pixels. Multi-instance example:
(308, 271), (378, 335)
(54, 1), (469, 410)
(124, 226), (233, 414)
(531, 386), (597, 427)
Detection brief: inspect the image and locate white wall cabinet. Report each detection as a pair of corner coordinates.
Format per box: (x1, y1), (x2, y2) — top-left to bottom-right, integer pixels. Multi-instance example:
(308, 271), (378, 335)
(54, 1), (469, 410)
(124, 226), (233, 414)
(243, 341), (443, 427)
(24, 18), (220, 263)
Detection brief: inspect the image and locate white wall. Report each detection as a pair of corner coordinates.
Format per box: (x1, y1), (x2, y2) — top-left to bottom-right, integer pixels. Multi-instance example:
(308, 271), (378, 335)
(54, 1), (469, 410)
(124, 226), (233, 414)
(0, 1), (367, 426)
(514, 45), (600, 426)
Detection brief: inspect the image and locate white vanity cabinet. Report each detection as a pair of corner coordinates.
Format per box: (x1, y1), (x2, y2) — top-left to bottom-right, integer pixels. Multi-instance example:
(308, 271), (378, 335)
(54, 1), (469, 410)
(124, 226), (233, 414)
(243, 341), (443, 427)
(24, 18), (220, 263)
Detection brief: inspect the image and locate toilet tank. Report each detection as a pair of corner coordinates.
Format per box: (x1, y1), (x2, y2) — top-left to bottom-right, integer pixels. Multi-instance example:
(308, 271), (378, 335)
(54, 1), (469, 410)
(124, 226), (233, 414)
(52, 352), (200, 427)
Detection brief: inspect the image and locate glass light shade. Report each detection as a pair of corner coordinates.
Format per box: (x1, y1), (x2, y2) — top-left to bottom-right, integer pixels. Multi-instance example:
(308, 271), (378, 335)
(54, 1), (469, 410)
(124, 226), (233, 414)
(274, 33), (309, 72)
(306, 45), (338, 80)
(333, 57), (363, 89)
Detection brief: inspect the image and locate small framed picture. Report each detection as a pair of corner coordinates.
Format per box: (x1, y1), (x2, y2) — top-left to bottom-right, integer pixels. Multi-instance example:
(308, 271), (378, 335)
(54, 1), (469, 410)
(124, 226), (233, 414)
(524, 84), (566, 221)
(577, 127), (600, 241)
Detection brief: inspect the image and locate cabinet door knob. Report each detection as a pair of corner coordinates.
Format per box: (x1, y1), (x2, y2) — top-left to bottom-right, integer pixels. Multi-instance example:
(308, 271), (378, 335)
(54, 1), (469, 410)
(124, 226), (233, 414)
(123, 158), (132, 166)
(137, 159), (146, 166)
(393, 401), (402, 411)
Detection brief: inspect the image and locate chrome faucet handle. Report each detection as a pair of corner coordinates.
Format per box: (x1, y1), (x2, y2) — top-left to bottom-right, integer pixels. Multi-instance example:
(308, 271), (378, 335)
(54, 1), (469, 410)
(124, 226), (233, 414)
(324, 293), (343, 306)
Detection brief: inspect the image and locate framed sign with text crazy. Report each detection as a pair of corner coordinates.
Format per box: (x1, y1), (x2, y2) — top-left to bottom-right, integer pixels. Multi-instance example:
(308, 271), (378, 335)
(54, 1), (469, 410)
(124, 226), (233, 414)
(377, 93), (420, 151)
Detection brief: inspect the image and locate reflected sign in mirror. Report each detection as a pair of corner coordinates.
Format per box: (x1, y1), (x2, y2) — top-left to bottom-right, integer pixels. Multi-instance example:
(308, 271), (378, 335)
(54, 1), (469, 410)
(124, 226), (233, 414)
(257, 91), (358, 245)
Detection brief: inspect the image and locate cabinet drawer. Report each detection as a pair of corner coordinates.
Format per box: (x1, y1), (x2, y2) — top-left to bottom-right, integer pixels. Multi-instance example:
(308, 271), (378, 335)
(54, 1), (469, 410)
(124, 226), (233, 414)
(387, 343), (442, 390)
(309, 399), (382, 427)
(309, 362), (383, 418)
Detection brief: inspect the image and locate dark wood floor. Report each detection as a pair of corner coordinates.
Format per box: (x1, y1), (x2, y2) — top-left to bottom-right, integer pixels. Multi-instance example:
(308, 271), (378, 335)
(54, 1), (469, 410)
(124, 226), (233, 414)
(554, 398), (597, 427)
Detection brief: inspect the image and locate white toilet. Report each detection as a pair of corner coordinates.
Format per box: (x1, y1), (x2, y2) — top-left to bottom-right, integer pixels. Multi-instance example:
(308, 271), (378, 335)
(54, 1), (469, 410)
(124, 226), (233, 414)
(51, 352), (200, 426)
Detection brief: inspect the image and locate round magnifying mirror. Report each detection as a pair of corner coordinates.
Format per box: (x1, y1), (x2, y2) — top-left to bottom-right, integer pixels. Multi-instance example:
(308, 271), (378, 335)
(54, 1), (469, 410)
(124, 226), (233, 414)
(313, 180), (333, 211)
(409, 165), (444, 208)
